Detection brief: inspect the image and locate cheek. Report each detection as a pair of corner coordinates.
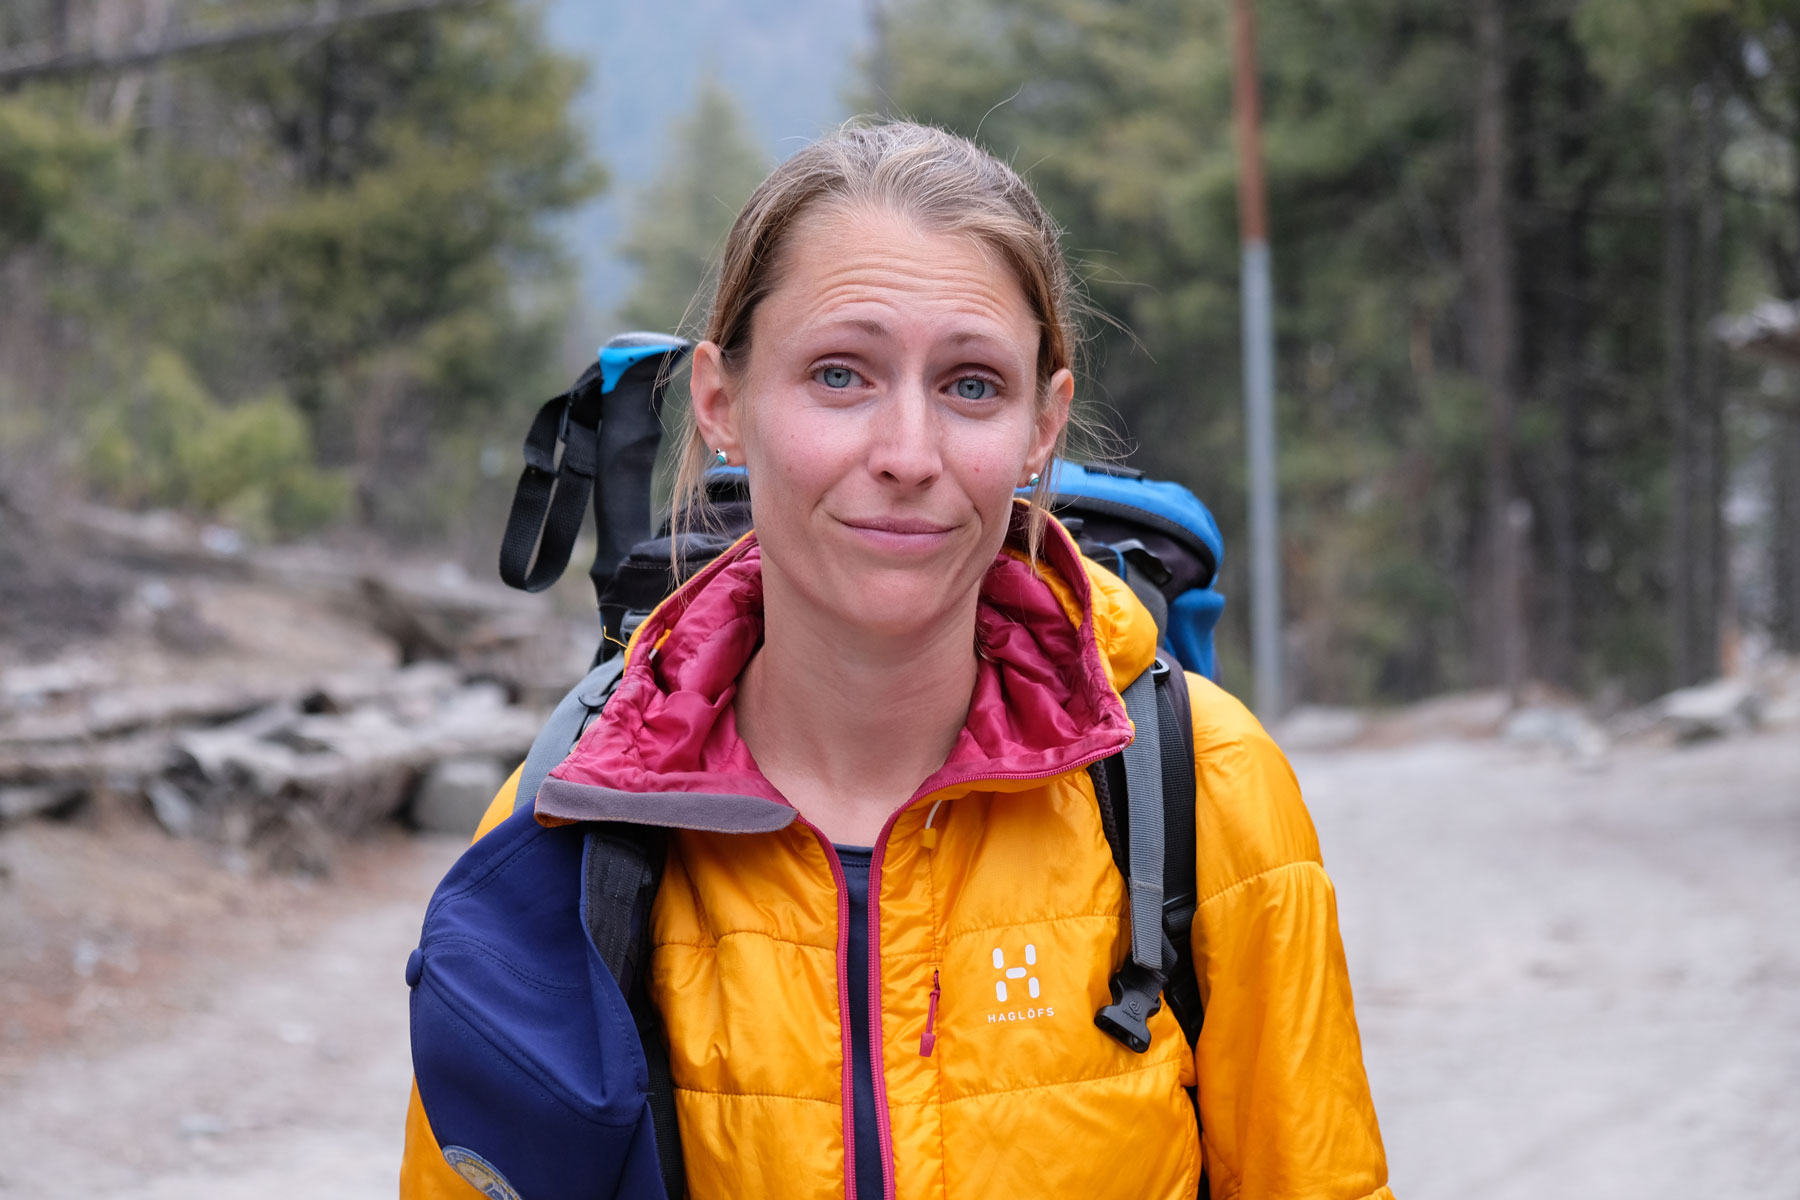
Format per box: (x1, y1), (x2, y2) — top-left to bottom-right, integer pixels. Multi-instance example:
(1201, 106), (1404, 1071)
(957, 416), (1036, 498)
(755, 416), (845, 486)
(740, 394), (856, 515)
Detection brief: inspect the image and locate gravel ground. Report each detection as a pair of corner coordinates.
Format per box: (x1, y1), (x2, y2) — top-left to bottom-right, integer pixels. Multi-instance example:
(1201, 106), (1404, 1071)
(0, 825), (464, 1199)
(1299, 730), (1800, 1199)
(0, 730), (1794, 1198)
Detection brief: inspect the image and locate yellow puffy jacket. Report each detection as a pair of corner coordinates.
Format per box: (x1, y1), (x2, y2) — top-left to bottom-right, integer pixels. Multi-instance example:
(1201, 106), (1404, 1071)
(402, 522), (1392, 1200)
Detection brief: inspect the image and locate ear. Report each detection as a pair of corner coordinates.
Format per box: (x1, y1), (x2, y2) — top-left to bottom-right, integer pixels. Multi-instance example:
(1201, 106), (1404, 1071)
(1025, 367), (1074, 479)
(690, 340), (742, 461)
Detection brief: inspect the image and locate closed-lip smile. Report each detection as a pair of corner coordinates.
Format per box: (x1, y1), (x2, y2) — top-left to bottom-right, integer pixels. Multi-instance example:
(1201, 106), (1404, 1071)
(839, 515), (955, 535)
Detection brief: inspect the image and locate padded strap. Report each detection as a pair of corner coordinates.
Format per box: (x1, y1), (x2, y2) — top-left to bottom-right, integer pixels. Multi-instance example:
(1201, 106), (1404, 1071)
(1095, 662), (1176, 1054)
(643, 1047), (685, 1199)
(1153, 651), (1204, 1050)
(514, 657), (627, 815)
(583, 827), (686, 1197)
(498, 364), (607, 594)
(1094, 656), (1207, 1059)
(1119, 665), (1166, 970)
(531, 659), (682, 1197)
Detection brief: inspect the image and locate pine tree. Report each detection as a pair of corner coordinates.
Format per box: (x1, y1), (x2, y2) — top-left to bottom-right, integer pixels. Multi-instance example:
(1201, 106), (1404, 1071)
(0, 2), (604, 540)
(615, 80), (769, 336)
(874, 0), (1757, 701)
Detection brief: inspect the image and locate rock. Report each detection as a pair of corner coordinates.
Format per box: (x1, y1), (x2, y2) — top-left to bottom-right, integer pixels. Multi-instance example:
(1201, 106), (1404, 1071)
(177, 1112), (226, 1138)
(84, 681), (282, 739)
(411, 757), (506, 836)
(152, 603), (230, 656)
(1604, 701), (1670, 745)
(71, 938), (103, 978)
(1364, 690), (1513, 745)
(0, 783), (84, 822)
(1502, 705), (1610, 766)
(145, 778), (199, 837)
(1276, 706), (1368, 752)
(1756, 657), (1800, 728)
(0, 731), (175, 791)
(357, 566), (537, 666)
(1661, 678), (1761, 742)
(0, 656), (112, 710)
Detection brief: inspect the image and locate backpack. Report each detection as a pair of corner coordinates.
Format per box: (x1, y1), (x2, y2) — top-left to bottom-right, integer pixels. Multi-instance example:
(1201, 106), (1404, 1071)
(472, 332), (1224, 1197)
(1039, 459), (1226, 681)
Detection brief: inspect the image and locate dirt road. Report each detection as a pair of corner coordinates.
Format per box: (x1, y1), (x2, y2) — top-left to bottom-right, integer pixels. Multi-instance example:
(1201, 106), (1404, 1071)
(0, 823), (463, 1199)
(1301, 731), (1800, 1199)
(1, 729), (1794, 1197)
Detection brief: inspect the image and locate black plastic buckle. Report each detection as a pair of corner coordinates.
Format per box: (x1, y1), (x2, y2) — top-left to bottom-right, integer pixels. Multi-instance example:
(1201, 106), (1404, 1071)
(1117, 540), (1174, 588)
(1095, 959), (1165, 1054)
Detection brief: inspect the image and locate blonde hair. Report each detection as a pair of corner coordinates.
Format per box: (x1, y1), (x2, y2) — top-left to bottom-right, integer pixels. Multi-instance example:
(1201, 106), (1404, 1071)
(670, 120), (1086, 561)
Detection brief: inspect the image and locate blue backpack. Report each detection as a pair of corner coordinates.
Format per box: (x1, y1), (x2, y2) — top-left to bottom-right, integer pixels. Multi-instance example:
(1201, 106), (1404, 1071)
(1036, 459), (1225, 680)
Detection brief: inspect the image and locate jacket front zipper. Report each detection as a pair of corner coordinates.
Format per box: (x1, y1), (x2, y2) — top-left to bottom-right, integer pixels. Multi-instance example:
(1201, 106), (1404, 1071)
(801, 826), (862, 1200)
(807, 734), (1131, 1200)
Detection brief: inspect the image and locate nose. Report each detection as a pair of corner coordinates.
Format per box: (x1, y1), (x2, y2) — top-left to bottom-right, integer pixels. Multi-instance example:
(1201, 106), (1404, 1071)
(867, 380), (942, 489)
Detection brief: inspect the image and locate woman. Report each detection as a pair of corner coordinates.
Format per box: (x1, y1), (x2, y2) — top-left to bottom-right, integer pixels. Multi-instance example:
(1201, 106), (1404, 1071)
(402, 121), (1391, 1200)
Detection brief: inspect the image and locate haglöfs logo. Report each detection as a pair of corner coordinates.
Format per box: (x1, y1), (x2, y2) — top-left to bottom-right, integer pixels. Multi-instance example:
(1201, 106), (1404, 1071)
(992, 943), (1040, 1003)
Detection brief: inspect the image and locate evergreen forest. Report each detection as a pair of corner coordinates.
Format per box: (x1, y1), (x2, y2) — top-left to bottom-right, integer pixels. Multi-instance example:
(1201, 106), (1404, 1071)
(3, 0), (1797, 710)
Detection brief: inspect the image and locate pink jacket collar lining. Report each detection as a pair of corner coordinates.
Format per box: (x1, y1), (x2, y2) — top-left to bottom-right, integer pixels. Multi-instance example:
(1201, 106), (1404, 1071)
(535, 508), (1135, 831)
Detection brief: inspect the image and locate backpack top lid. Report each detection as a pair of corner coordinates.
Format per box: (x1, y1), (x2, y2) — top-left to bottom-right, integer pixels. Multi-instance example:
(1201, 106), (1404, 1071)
(597, 331), (690, 394)
(1038, 460), (1223, 588)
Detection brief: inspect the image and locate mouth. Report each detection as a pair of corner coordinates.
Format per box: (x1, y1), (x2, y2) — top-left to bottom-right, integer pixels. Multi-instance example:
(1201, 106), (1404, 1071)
(839, 515), (957, 536)
(836, 514), (959, 555)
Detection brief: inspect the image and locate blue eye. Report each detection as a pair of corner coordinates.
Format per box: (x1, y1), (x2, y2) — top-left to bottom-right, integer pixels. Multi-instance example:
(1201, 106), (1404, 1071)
(954, 376), (996, 401)
(819, 366), (858, 389)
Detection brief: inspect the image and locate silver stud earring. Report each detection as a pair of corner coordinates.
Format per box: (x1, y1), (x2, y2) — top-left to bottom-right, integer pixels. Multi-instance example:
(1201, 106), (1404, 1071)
(713, 448), (729, 466)
(1027, 471), (1041, 487)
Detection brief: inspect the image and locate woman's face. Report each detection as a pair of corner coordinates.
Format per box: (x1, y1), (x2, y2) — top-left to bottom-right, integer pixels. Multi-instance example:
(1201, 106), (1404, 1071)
(692, 203), (1072, 643)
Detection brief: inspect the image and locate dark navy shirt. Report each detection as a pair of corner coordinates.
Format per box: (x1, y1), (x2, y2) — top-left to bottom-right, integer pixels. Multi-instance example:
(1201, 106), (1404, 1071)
(835, 845), (884, 1200)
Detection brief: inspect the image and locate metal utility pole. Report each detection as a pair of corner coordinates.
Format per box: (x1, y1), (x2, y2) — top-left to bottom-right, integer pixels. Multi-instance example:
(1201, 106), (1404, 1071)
(1472, 0), (1525, 700)
(1232, 0), (1282, 719)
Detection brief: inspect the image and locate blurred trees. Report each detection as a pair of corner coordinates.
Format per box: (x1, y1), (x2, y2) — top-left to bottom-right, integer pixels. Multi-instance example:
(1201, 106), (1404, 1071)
(615, 79), (767, 335)
(5, 0), (1795, 704)
(875, 0), (1797, 702)
(0, 0), (599, 542)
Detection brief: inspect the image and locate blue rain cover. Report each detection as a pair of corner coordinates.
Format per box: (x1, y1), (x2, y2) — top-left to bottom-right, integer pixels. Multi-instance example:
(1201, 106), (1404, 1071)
(1036, 460), (1227, 679)
(408, 806), (668, 1200)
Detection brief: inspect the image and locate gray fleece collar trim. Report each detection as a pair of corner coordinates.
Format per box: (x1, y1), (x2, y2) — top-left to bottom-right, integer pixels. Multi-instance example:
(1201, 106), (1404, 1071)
(535, 776), (797, 834)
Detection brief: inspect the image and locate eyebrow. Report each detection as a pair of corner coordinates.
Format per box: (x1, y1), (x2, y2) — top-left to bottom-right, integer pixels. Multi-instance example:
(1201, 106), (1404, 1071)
(817, 318), (1010, 350)
(817, 317), (889, 338)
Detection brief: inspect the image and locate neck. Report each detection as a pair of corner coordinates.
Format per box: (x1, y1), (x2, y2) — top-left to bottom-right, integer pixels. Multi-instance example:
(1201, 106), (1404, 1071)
(735, 565), (981, 846)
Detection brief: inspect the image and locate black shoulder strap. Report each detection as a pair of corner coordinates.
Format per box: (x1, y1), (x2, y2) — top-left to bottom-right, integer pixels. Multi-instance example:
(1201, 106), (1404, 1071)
(1092, 652), (1203, 1054)
(514, 663), (687, 1197)
(1153, 652), (1202, 1048)
(584, 825), (686, 1199)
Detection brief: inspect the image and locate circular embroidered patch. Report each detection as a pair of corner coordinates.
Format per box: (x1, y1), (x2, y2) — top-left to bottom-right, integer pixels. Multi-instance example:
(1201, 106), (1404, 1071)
(442, 1146), (522, 1200)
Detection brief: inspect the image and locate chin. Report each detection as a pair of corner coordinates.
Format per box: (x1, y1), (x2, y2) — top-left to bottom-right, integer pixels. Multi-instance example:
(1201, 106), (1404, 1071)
(826, 576), (969, 641)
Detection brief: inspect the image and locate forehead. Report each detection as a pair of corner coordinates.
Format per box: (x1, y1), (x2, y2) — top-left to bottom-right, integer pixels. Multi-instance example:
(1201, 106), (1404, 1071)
(755, 203), (1040, 359)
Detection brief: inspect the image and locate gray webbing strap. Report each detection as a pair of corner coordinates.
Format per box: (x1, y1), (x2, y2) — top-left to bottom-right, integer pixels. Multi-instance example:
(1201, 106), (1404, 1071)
(513, 656), (627, 813)
(1119, 665), (1165, 970)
